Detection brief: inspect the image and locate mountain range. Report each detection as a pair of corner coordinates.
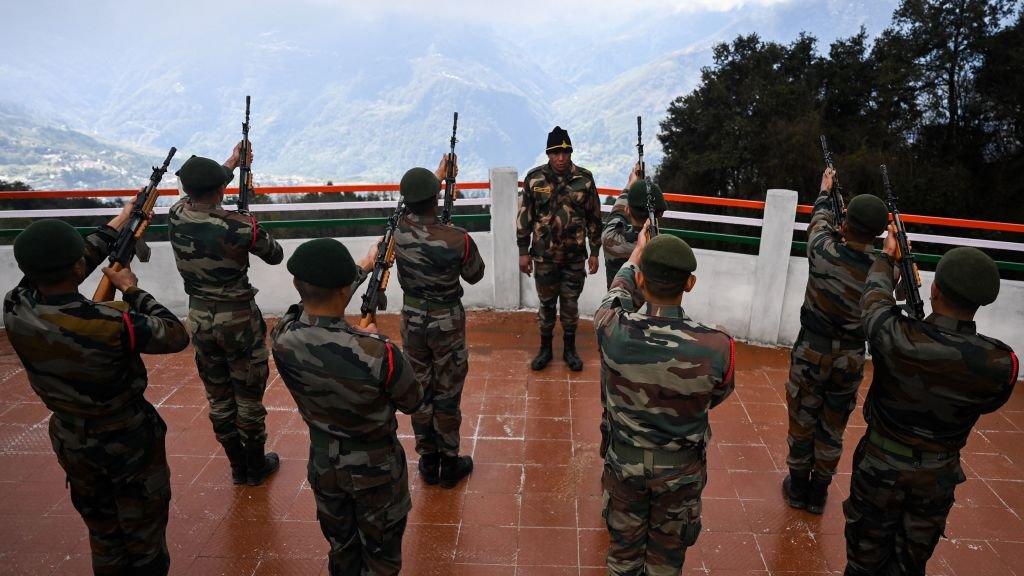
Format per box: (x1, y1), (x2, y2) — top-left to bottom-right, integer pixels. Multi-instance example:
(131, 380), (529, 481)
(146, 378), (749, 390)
(0, 0), (897, 190)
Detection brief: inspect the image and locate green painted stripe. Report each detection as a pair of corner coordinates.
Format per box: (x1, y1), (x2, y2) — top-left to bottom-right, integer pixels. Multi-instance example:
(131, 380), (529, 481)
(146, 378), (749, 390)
(0, 213), (491, 238)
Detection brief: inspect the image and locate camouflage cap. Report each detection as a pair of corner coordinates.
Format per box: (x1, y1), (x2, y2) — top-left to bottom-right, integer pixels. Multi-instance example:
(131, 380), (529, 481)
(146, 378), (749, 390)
(641, 234), (697, 284)
(846, 194), (888, 237)
(546, 126), (573, 153)
(175, 155), (234, 194)
(400, 167), (440, 203)
(287, 238), (358, 288)
(935, 246), (1000, 307)
(627, 180), (667, 213)
(14, 219), (85, 275)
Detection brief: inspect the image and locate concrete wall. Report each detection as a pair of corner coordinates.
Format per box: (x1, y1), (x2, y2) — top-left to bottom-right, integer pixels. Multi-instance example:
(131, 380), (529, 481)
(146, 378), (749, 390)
(3, 168), (1023, 358)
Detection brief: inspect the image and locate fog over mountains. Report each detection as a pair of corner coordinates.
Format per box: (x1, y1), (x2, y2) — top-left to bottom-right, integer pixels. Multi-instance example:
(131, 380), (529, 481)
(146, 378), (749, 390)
(0, 0), (896, 190)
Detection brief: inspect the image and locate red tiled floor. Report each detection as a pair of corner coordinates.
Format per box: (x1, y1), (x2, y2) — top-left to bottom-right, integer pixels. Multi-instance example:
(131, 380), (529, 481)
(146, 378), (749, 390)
(2, 311), (1023, 575)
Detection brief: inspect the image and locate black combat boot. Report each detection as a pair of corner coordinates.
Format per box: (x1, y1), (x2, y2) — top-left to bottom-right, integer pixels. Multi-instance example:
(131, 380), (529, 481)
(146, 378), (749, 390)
(531, 335), (553, 371)
(782, 468), (811, 509)
(563, 332), (583, 372)
(223, 437), (247, 485)
(439, 454), (474, 489)
(418, 453), (441, 485)
(245, 444), (281, 486)
(805, 472), (831, 515)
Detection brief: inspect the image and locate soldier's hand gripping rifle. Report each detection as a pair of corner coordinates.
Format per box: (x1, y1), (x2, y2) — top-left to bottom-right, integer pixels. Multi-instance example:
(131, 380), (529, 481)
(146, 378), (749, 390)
(881, 164), (925, 320)
(93, 147), (177, 302)
(820, 135), (845, 226)
(440, 112), (459, 225)
(359, 199), (406, 328)
(237, 95), (253, 212)
(637, 116), (659, 238)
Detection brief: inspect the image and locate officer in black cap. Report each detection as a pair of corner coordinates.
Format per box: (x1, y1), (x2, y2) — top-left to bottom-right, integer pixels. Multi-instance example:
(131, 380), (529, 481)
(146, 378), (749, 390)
(516, 126), (603, 371)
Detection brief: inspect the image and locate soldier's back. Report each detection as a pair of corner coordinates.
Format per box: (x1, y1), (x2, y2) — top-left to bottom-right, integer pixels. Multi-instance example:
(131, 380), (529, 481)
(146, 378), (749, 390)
(866, 313), (1018, 452)
(394, 213), (483, 302)
(168, 197), (261, 301)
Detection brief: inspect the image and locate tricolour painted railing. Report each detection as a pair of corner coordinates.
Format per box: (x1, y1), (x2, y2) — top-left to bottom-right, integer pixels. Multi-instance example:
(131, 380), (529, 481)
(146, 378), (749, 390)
(2, 170), (1022, 356)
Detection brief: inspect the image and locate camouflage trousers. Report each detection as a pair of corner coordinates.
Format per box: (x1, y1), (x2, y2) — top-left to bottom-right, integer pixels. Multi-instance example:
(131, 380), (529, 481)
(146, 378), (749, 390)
(605, 257), (628, 289)
(49, 404), (171, 576)
(602, 442), (705, 576)
(308, 431), (411, 576)
(843, 434), (964, 576)
(401, 300), (469, 457)
(187, 298), (270, 448)
(785, 330), (866, 476)
(534, 259), (587, 337)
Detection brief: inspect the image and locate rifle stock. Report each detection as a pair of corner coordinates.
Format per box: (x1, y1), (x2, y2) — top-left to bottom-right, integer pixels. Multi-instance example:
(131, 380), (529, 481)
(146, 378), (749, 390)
(819, 135), (845, 226)
(237, 95), (252, 212)
(880, 164), (925, 320)
(93, 147), (176, 302)
(441, 112), (458, 225)
(359, 200), (405, 327)
(637, 116), (658, 238)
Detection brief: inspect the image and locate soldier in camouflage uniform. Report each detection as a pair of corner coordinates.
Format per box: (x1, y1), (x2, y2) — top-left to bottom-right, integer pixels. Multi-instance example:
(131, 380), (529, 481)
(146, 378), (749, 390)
(393, 161), (485, 488)
(596, 227), (735, 576)
(602, 163), (667, 288)
(167, 148), (284, 486)
(518, 126), (602, 371)
(4, 216), (189, 576)
(844, 242), (1018, 576)
(272, 238), (424, 576)
(782, 167), (889, 514)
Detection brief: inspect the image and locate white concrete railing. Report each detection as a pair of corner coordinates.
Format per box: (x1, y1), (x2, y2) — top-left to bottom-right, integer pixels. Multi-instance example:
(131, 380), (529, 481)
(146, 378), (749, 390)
(2, 167), (1023, 357)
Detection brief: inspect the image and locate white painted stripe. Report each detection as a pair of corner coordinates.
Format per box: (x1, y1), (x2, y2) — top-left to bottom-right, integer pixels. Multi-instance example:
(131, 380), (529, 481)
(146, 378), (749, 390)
(791, 222), (1024, 252)
(601, 204), (764, 227)
(0, 198), (494, 219)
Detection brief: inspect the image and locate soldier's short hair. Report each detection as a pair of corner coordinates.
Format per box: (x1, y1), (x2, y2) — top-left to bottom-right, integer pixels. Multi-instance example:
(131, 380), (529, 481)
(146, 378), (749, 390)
(27, 262), (81, 287)
(406, 197), (436, 216)
(643, 275), (688, 299)
(294, 279), (342, 304)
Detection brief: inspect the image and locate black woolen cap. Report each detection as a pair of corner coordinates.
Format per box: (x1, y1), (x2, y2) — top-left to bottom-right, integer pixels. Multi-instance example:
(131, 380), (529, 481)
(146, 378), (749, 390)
(935, 246), (1000, 307)
(546, 126), (573, 153)
(287, 238), (358, 288)
(175, 155), (234, 194)
(13, 219), (85, 275)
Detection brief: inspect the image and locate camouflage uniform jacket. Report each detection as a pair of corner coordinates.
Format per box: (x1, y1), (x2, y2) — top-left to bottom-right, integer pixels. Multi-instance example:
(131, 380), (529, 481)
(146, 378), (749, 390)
(3, 227), (190, 419)
(601, 190), (639, 265)
(861, 254), (1019, 453)
(800, 189), (876, 341)
(394, 212), (485, 302)
(517, 162), (602, 263)
(595, 263), (736, 451)
(168, 197), (283, 302)
(271, 303), (424, 445)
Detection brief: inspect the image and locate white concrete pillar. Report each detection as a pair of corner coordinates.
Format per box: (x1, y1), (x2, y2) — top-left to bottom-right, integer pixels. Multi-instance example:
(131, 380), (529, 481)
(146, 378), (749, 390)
(747, 188), (798, 344)
(489, 167), (520, 310)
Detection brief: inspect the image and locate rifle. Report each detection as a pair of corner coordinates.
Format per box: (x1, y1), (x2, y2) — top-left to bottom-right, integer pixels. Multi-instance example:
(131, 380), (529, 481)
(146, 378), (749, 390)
(819, 135), (845, 226)
(93, 147), (177, 302)
(359, 199), (406, 328)
(880, 164), (925, 320)
(440, 112), (459, 225)
(237, 95), (253, 212)
(637, 116), (659, 237)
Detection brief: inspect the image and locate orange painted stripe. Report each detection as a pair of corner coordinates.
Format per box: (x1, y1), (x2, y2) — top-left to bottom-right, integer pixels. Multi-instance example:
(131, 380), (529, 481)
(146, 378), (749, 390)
(595, 187), (768, 210)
